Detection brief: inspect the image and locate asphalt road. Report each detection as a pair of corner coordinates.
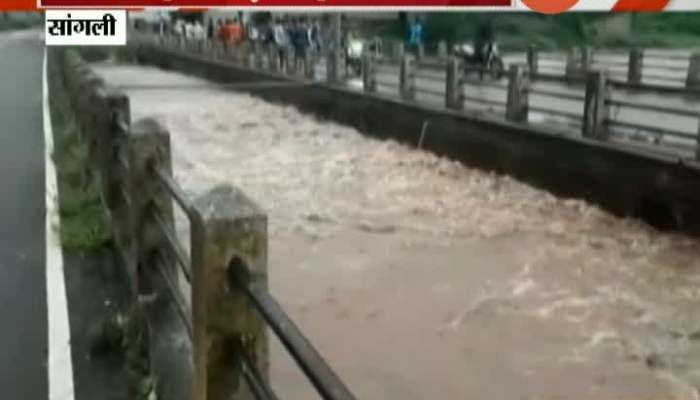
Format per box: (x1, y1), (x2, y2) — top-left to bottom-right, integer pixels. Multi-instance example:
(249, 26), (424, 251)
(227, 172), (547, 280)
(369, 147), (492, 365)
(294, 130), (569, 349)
(0, 29), (48, 399)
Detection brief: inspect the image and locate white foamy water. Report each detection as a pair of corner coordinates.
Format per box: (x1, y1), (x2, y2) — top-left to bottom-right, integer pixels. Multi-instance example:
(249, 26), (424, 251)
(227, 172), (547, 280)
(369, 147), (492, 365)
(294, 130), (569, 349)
(96, 63), (700, 400)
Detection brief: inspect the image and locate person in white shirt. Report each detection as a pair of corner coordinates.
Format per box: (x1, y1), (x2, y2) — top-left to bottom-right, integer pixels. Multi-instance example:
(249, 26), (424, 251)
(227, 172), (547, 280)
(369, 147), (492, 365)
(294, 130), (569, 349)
(193, 21), (205, 42)
(272, 18), (289, 71)
(185, 22), (194, 40)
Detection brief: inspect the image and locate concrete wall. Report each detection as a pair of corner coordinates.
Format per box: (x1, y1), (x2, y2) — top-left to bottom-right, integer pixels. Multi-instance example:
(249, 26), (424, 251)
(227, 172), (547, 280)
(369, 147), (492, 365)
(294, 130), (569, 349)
(134, 44), (700, 235)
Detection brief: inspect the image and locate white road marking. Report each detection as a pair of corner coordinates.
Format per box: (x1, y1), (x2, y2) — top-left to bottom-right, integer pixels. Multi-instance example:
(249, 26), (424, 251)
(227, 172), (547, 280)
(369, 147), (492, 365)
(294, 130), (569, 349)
(43, 48), (76, 400)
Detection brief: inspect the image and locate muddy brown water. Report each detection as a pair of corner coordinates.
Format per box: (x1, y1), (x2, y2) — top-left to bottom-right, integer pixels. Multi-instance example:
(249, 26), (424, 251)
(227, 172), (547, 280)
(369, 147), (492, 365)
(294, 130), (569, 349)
(94, 63), (700, 400)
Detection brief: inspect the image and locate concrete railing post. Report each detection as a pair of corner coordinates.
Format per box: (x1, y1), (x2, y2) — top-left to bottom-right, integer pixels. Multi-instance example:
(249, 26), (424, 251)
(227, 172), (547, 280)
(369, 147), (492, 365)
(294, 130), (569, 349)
(210, 40), (217, 57)
(191, 185), (269, 400)
(101, 90), (132, 256)
(267, 44), (278, 72)
(696, 122), (700, 161)
(222, 42), (230, 60)
(581, 46), (593, 71)
(417, 43), (425, 60)
(247, 45), (257, 69)
(326, 49), (341, 83)
(686, 53), (700, 90)
(242, 44), (250, 66)
(527, 45), (538, 75)
(628, 48), (644, 84)
(79, 85), (129, 231)
(127, 118), (192, 400)
(506, 64), (530, 123)
(229, 44), (236, 63)
(127, 118), (172, 295)
(445, 57), (462, 110)
(287, 48), (297, 75)
(304, 49), (315, 80)
(205, 39), (214, 59)
(565, 50), (578, 82)
(217, 41), (224, 58)
(235, 45), (245, 65)
(565, 48), (589, 83)
(583, 70), (610, 140)
(400, 54), (415, 101)
(392, 41), (404, 63)
(254, 43), (264, 70)
(362, 54), (377, 93)
(437, 41), (448, 60)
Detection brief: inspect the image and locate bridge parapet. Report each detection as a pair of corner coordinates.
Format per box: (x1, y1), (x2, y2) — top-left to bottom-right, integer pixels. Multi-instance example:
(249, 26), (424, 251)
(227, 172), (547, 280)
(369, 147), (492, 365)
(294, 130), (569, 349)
(130, 30), (700, 162)
(686, 53), (700, 90)
(55, 47), (356, 400)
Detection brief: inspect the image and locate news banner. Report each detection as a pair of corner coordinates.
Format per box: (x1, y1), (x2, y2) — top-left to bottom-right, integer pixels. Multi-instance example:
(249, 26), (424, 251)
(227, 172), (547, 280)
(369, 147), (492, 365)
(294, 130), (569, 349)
(30, 0), (700, 12)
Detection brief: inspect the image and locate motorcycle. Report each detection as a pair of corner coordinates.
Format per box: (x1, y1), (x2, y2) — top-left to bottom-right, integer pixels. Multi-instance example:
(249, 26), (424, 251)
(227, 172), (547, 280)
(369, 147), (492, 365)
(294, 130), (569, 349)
(452, 41), (505, 80)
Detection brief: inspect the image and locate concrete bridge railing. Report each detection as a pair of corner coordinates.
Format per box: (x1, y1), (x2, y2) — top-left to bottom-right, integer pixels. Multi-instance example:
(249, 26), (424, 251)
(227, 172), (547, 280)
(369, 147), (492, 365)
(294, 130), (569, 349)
(132, 30), (700, 161)
(56, 47), (356, 400)
(324, 38), (700, 88)
(366, 53), (700, 161)
(531, 46), (700, 89)
(365, 40), (700, 90)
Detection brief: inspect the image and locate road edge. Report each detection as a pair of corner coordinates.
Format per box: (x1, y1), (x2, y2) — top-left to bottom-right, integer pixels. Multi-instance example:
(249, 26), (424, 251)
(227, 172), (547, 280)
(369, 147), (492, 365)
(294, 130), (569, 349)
(43, 47), (76, 400)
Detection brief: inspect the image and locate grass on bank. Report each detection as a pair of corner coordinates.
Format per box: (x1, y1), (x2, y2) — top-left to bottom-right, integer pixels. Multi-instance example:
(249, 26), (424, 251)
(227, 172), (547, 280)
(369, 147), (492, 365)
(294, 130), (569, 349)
(48, 50), (112, 250)
(48, 50), (156, 399)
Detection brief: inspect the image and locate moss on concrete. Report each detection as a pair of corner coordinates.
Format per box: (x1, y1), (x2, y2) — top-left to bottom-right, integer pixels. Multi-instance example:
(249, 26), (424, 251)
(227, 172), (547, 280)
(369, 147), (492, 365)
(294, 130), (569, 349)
(48, 49), (112, 250)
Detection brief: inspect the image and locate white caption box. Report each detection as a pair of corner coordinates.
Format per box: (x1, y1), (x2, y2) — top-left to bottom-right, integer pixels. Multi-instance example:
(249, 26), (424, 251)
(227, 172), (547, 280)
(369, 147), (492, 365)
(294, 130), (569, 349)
(45, 10), (126, 46)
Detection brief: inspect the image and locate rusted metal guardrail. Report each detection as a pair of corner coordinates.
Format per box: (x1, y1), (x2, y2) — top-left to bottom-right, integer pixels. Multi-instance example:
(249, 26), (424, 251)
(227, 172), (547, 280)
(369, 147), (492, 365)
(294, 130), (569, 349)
(57, 47), (356, 400)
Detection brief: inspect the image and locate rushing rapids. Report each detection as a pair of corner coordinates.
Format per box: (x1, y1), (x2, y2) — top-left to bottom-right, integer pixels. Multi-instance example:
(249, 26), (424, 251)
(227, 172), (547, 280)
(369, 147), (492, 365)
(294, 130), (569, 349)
(96, 63), (700, 400)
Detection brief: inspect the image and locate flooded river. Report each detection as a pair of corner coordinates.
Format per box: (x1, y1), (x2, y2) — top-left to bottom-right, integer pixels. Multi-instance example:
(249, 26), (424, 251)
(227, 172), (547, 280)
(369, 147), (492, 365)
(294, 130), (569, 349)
(95, 63), (700, 400)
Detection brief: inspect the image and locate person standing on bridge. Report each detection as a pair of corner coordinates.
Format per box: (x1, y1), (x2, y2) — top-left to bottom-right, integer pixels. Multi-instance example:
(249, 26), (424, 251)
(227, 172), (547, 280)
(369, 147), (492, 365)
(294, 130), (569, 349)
(474, 18), (494, 66)
(206, 18), (214, 44)
(407, 17), (423, 59)
(291, 19), (311, 72)
(273, 18), (290, 72)
(218, 19), (236, 52)
(193, 20), (206, 46)
(310, 18), (322, 54)
(230, 17), (243, 45)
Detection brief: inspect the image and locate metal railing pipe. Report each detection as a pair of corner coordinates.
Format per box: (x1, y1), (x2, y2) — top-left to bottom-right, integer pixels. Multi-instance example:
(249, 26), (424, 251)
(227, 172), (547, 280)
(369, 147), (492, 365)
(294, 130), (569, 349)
(229, 262), (356, 400)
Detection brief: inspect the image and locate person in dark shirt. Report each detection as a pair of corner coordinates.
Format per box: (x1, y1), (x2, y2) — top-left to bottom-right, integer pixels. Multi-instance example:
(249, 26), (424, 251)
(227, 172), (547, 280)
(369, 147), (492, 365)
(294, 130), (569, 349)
(291, 19), (310, 71)
(474, 18), (494, 65)
(207, 18), (214, 41)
